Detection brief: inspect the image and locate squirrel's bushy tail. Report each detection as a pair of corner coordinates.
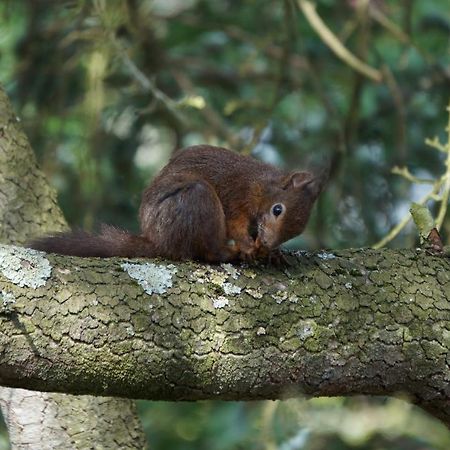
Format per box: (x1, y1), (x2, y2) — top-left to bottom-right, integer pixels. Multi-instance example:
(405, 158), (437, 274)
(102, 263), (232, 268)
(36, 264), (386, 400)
(29, 225), (155, 258)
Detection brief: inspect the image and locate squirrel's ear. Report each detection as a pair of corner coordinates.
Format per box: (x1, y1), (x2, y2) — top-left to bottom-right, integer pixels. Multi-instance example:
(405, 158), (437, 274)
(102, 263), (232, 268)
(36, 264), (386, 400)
(283, 170), (329, 197)
(282, 171), (314, 190)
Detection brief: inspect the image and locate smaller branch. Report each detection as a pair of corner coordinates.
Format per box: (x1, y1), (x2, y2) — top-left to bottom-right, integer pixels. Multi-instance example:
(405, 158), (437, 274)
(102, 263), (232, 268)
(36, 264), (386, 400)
(391, 166), (434, 185)
(374, 102), (450, 247)
(369, 6), (410, 45)
(226, 20), (343, 133)
(342, 2), (370, 150)
(112, 39), (186, 125)
(369, 3), (436, 67)
(261, 401), (279, 450)
(425, 137), (447, 153)
(435, 103), (450, 230)
(382, 65), (407, 160)
(372, 213), (410, 250)
(171, 70), (243, 149)
(372, 179), (443, 249)
(240, 0), (297, 155)
(297, 0), (382, 82)
(409, 203), (435, 239)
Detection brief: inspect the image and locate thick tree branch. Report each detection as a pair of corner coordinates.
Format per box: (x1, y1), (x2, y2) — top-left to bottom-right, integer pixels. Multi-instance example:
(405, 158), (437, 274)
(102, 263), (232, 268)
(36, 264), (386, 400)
(0, 88), (66, 245)
(0, 84), (146, 449)
(0, 245), (449, 427)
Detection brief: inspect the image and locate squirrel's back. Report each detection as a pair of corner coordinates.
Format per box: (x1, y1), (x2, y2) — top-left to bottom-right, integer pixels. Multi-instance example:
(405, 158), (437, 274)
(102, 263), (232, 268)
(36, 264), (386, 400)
(29, 145), (325, 262)
(142, 145), (285, 222)
(167, 145), (285, 186)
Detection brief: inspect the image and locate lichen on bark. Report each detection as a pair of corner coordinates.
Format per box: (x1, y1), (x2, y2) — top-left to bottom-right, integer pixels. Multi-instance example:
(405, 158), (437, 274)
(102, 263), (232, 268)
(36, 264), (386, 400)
(0, 245), (449, 428)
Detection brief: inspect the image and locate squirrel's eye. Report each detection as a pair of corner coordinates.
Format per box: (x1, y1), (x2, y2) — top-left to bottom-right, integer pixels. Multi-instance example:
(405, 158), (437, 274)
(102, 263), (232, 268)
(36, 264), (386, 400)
(272, 204), (284, 217)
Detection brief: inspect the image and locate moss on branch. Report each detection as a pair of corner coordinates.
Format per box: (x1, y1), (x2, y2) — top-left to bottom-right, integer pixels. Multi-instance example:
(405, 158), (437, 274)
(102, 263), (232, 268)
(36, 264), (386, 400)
(0, 245), (449, 427)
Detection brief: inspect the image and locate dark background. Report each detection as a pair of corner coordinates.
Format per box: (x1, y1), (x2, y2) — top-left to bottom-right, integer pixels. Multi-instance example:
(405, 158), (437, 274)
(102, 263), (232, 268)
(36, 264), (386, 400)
(0, 1), (449, 448)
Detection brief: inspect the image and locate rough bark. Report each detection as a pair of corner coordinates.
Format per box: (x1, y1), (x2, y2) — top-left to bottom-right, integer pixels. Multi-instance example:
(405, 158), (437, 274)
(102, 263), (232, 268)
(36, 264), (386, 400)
(0, 85), (146, 449)
(0, 245), (449, 428)
(0, 90), (66, 244)
(1, 390), (144, 450)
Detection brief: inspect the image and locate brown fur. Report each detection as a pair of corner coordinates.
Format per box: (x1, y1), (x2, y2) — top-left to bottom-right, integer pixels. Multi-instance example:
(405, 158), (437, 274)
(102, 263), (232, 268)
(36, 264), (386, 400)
(29, 145), (326, 262)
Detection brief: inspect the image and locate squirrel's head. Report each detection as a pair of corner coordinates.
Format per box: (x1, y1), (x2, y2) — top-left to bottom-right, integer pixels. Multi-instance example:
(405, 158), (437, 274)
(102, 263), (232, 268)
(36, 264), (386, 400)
(257, 170), (326, 250)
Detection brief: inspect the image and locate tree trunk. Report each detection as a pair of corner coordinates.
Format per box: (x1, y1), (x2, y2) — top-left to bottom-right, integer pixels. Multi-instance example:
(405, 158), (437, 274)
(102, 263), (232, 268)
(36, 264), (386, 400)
(0, 244), (449, 428)
(0, 85), (146, 449)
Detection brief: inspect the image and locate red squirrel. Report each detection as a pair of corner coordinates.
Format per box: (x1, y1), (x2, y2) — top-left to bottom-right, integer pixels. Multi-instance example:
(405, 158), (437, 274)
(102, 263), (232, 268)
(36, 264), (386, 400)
(30, 145), (326, 262)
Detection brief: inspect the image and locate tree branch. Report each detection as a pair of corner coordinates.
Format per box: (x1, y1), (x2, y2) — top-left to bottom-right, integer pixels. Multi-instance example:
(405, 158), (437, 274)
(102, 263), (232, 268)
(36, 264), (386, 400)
(0, 83), (146, 449)
(0, 245), (449, 427)
(297, 0), (382, 82)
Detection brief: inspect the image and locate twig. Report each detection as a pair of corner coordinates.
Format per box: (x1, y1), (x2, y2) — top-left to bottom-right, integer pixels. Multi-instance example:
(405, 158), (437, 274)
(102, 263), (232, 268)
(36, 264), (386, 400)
(374, 102), (450, 247)
(391, 166), (434, 185)
(297, 0), (382, 82)
(435, 103), (450, 230)
(369, 3), (434, 66)
(241, 0), (298, 155)
(112, 39), (185, 124)
(172, 70), (243, 149)
(261, 401), (278, 450)
(369, 6), (410, 45)
(425, 137), (447, 153)
(382, 65), (407, 161)
(343, 2), (370, 150)
(372, 180), (443, 249)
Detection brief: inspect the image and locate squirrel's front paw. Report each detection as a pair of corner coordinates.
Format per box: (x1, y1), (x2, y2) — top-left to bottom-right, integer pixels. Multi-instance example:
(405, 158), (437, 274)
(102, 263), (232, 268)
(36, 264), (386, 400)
(225, 239), (255, 262)
(230, 238), (258, 262)
(239, 245), (258, 262)
(256, 246), (290, 266)
(268, 249), (290, 266)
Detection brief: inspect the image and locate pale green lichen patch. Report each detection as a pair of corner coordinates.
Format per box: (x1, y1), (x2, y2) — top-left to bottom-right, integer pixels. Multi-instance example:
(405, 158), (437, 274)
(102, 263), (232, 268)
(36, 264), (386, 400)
(221, 263), (240, 279)
(242, 268), (257, 279)
(317, 251), (336, 260)
(191, 267), (211, 284)
(246, 288), (263, 299)
(208, 268), (228, 286)
(190, 265), (242, 297)
(121, 262), (177, 295)
(0, 290), (16, 313)
(191, 267), (227, 285)
(272, 290), (288, 304)
(298, 320), (317, 340)
(223, 282), (241, 296)
(0, 245), (52, 288)
(212, 296), (229, 309)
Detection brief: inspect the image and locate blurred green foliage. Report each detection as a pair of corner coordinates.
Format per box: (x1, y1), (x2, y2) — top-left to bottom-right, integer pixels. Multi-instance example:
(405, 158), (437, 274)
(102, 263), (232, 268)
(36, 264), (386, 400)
(0, 0), (449, 449)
